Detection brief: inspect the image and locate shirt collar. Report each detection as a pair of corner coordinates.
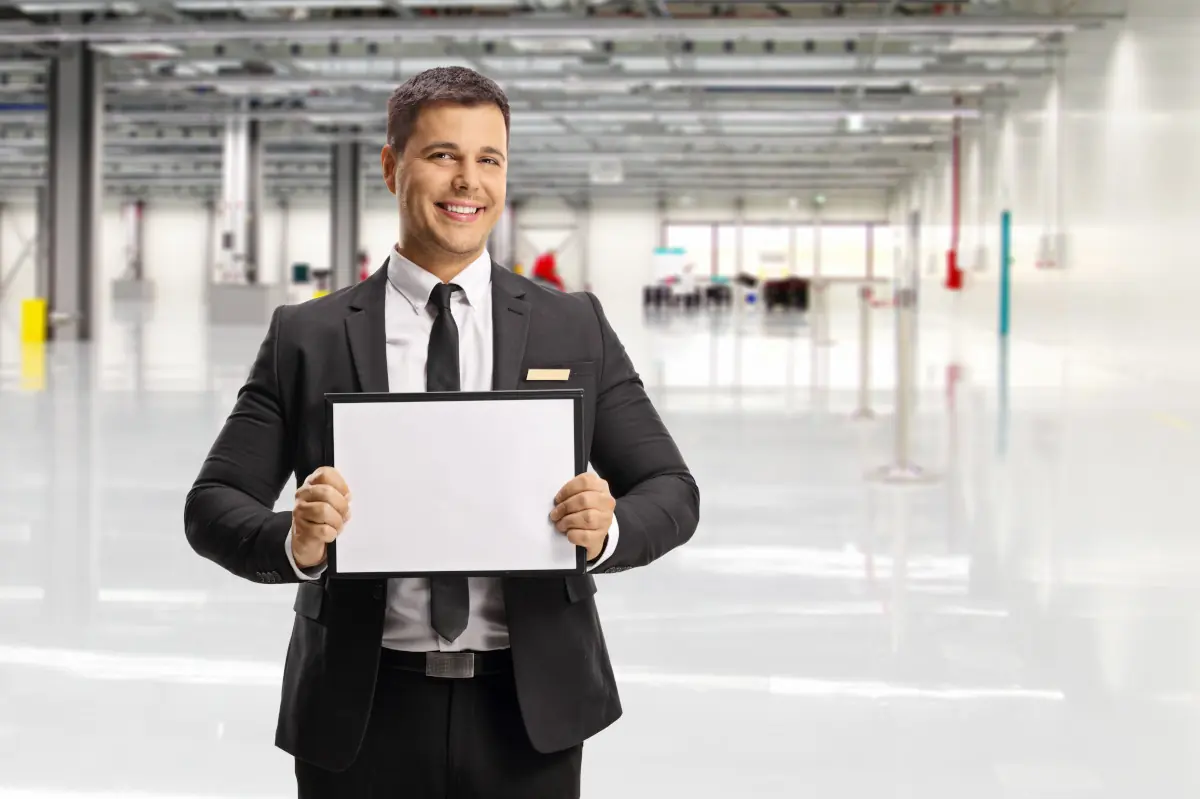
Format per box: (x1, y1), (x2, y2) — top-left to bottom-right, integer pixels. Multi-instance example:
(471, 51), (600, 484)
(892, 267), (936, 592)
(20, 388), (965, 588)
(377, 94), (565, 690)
(386, 247), (492, 313)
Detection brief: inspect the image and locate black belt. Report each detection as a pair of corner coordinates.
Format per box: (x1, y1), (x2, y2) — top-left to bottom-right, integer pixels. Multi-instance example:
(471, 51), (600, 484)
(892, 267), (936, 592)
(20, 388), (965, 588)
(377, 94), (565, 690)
(380, 647), (512, 679)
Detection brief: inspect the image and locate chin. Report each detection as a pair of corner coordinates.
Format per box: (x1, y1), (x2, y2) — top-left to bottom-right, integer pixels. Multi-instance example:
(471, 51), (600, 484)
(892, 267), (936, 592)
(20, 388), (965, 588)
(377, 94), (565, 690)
(437, 234), (487, 256)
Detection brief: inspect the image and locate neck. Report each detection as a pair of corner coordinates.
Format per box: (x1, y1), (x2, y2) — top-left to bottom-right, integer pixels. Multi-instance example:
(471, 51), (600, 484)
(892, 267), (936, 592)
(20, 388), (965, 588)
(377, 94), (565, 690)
(396, 240), (482, 284)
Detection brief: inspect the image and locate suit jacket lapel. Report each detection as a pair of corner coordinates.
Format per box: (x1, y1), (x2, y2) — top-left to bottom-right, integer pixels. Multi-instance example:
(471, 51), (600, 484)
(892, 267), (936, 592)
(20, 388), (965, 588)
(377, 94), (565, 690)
(490, 262), (530, 391)
(345, 261), (390, 393)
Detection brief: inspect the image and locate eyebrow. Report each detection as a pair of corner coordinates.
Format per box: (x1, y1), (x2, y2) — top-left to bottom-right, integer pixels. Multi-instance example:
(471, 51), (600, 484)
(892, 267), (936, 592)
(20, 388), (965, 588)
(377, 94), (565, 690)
(420, 142), (506, 163)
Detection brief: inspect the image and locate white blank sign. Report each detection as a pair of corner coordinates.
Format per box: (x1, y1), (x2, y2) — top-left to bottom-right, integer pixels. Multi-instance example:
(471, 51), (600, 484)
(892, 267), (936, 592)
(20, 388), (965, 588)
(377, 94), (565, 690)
(328, 393), (582, 575)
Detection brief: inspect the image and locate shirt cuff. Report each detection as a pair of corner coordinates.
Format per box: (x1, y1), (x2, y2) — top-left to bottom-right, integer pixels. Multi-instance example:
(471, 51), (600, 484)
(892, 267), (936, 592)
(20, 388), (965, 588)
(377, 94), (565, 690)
(586, 515), (620, 571)
(285, 527), (328, 581)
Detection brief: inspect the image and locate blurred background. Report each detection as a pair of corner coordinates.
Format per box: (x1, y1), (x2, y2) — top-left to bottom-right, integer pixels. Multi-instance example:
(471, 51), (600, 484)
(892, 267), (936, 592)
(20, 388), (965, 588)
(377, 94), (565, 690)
(4, 0), (1200, 796)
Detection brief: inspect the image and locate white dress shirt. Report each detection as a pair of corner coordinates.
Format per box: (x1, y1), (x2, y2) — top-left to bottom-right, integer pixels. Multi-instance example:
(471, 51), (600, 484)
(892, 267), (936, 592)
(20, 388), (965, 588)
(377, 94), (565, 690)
(285, 247), (618, 652)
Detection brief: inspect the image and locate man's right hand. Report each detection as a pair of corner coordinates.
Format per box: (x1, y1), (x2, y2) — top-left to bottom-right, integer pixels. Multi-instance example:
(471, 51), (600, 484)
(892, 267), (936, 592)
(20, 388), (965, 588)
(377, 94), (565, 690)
(292, 466), (352, 569)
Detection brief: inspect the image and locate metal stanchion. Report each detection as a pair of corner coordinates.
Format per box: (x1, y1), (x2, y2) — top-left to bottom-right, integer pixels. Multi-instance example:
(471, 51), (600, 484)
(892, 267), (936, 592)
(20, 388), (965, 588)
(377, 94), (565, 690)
(871, 284), (937, 483)
(871, 208), (937, 483)
(852, 283), (875, 420)
(812, 278), (835, 347)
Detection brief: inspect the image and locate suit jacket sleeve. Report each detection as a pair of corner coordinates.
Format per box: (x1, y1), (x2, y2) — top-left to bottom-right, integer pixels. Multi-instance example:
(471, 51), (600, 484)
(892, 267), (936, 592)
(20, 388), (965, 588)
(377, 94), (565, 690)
(183, 304), (299, 584)
(584, 292), (699, 573)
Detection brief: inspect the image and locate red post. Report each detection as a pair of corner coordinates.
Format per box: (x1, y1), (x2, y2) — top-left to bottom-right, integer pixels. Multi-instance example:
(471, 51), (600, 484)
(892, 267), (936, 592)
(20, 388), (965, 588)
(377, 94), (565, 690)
(945, 249), (963, 290)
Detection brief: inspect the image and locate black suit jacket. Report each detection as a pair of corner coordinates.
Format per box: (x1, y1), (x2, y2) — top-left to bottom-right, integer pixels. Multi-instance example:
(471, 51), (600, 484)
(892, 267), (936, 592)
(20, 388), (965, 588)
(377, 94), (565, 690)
(183, 261), (700, 772)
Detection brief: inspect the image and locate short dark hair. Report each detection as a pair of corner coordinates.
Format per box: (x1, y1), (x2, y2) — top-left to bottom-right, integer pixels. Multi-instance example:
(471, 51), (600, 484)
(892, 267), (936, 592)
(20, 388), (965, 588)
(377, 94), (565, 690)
(386, 66), (510, 154)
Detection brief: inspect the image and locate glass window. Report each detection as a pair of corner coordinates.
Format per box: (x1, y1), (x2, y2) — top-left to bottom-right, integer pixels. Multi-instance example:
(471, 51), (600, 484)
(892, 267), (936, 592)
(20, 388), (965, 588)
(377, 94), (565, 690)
(869, 224), (896, 281)
(664, 224), (715, 276)
(741, 225), (791, 279)
(819, 224), (869, 278)
(716, 224), (740, 276)
(793, 225), (816, 276)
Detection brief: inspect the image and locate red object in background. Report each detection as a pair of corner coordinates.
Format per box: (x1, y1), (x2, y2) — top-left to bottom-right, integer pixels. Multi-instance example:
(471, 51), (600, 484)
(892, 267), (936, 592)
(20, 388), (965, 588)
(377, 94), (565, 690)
(532, 252), (565, 290)
(945, 249), (964, 291)
(946, 99), (963, 292)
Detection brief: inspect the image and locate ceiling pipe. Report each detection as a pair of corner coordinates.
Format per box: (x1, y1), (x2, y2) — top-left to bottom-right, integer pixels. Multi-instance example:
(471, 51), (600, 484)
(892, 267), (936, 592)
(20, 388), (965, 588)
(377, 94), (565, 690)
(0, 175), (915, 189)
(0, 105), (985, 124)
(0, 132), (950, 147)
(109, 67), (1049, 91)
(0, 12), (1124, 45)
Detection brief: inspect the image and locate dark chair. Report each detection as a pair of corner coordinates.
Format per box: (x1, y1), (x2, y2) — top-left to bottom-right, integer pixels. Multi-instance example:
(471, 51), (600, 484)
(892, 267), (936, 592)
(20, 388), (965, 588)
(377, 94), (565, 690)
(763, 277), (809, 311)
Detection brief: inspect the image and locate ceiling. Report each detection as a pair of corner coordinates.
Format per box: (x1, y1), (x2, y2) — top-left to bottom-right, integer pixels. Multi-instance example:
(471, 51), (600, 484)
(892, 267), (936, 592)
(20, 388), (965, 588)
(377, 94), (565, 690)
(0, 0), (1122, 201)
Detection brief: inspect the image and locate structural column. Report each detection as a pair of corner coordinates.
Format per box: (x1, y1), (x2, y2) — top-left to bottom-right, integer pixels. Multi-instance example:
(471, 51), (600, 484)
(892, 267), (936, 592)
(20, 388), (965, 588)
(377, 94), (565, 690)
(488, 201), (517, 267)
(120, 199), (145, 280)
(216, 112), (263, 284)
(330, 140), (362, 290)
(46, 42), (103, 341)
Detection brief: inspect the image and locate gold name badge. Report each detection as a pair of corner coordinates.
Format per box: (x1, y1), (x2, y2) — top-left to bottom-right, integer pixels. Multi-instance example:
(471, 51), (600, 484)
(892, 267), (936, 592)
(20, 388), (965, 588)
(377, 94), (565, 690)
(526, 368), (571, 381)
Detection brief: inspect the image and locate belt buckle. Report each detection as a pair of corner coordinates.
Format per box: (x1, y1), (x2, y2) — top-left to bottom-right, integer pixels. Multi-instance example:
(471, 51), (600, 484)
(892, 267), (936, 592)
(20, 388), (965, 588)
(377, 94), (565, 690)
(426, 652), (474, 679)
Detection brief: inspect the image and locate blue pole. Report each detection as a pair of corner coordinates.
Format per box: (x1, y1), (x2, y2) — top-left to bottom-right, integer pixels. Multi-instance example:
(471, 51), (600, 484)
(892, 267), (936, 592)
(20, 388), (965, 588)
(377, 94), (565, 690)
(999, 210), (1012, 337)
(998, 210), (1012, 457)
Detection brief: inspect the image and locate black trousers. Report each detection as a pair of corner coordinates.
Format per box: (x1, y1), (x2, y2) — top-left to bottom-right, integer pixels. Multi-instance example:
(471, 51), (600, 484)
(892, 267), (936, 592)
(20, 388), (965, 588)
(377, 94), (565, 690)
(295, 650), (583, 798)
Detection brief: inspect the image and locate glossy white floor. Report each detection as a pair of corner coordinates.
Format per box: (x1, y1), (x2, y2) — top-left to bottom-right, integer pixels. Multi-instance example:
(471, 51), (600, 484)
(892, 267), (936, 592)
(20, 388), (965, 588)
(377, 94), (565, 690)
(1, 277), (1198, 798)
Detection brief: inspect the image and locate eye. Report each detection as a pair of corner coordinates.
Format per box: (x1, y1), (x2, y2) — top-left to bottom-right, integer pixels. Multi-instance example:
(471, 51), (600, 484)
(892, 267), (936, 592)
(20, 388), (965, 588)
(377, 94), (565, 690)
(481, 157), (500, 166)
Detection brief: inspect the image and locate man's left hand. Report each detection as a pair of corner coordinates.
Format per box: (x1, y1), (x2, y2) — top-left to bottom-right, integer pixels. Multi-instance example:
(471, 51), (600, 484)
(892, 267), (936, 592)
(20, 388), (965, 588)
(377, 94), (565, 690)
(550, 472), (615, 561)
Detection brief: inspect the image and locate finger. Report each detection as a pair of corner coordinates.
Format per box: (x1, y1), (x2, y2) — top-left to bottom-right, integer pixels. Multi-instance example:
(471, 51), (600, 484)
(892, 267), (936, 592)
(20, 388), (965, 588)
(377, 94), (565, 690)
(549, 491), (603, 521)
(297, 501), (346, 533)
(564, 528), (600, 550)
(309, 466), (351, 497)
(308, 523), (339, 544)
(296, 484), (350, 517)
(555, 508), (606, 532)
(553, 474), (586, 504)
(554, 472), (604, 504)
(296, 518), (340, 544)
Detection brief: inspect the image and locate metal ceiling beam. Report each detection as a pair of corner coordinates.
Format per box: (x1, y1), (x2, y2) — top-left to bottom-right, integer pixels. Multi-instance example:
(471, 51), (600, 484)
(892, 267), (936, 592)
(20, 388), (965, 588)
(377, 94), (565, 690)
(0, 129), (949, 146)
(0, 12), (1124, 45)
(110, 67), (1050, 91)
(0, 104), (984, 124)
(0, 147), (933, 166)
(0, 174), (900, 189)
(0, 161), (916, 177)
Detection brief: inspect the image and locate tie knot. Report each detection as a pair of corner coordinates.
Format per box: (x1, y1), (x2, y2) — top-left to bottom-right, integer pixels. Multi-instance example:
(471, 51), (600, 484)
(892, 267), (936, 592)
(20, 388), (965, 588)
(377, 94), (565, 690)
(430, 282), (461, 311)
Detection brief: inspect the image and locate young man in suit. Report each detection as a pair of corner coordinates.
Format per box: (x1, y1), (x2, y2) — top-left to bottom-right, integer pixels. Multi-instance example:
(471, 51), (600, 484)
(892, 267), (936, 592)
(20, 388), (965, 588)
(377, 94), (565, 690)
(184, 66), (699, 798)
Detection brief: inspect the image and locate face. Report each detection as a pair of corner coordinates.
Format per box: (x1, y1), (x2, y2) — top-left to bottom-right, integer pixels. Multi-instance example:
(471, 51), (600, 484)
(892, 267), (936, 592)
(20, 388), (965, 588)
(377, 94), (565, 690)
(381, 101), (508, 269)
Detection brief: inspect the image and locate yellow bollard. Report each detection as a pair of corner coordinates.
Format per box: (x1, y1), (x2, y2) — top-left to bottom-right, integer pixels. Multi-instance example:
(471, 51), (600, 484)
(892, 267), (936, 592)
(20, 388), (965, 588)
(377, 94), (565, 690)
(20, 298), (47, 344)
(20, 342), (45, 392)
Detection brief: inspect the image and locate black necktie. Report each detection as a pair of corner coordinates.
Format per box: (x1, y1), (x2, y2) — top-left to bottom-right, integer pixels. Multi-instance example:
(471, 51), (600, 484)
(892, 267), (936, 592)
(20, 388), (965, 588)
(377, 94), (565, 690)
(426, 282), (470, 643)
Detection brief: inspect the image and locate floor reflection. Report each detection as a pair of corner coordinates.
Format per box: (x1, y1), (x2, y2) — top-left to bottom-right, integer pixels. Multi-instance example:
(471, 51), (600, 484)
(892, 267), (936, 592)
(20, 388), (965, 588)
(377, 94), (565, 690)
(0, 294), (1198, 797)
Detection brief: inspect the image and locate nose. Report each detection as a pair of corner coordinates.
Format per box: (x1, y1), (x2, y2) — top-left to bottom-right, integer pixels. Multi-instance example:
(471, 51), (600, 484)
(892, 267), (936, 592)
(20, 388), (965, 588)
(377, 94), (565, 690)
(452, 160), (480, 193)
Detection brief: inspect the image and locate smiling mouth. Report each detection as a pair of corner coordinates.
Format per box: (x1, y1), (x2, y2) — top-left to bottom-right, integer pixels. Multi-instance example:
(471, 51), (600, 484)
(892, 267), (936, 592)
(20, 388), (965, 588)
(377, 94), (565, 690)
(436, 202), (485, 220)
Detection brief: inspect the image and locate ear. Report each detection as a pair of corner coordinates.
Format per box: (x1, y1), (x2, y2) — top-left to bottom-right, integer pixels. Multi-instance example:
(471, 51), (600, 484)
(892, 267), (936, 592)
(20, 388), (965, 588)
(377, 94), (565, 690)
(381, 144), (398, 194)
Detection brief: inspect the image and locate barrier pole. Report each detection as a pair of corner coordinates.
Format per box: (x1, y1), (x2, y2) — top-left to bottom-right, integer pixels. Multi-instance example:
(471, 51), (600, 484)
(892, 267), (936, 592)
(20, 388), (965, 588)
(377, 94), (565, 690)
(1000, 210), (1012, 338)
(871, 211), (937, 484)
(852, 284), (874, 419)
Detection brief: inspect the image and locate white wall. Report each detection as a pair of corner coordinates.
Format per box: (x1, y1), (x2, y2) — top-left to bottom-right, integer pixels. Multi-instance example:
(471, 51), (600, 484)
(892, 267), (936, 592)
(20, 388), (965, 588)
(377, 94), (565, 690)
(0, 202), (40, 326)
(910, 0), (1200, 374)
(899, 0), (1200, 626)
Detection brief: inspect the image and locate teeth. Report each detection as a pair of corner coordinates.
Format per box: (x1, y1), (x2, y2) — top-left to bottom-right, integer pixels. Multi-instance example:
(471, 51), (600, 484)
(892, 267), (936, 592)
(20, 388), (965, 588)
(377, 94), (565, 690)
(444, 204), (480, 215)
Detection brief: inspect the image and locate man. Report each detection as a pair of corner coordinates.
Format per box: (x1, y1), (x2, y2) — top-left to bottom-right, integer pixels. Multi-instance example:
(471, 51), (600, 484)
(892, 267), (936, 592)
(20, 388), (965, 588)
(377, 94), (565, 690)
(184, 66), (699, 798)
